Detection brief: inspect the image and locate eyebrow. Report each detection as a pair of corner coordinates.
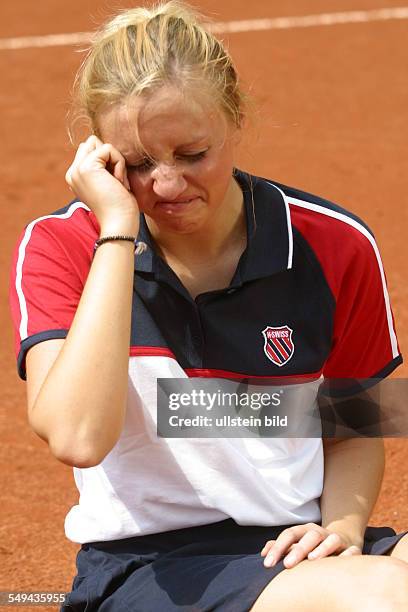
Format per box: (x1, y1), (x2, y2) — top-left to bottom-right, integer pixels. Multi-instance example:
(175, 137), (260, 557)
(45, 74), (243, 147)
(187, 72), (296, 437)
(175, 137), (208, 148)
(123, 138), (209, 161)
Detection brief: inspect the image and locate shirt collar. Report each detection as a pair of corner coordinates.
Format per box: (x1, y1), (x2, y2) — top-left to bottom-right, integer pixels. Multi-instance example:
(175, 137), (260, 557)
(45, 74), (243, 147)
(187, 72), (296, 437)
(134, 168), (293, 281)
(233, 169), (293, 283)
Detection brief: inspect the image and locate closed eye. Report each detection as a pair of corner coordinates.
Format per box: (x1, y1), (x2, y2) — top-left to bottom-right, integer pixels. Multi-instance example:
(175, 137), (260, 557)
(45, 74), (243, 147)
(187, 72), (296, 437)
(126, 158), (154, 173)
(178, 150), (208, 162)
(127, 150), (208, 173)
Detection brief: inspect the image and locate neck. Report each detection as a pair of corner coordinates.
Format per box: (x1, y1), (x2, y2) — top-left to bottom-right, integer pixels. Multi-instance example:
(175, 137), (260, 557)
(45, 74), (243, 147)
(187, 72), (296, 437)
(146, 177), (246, 263)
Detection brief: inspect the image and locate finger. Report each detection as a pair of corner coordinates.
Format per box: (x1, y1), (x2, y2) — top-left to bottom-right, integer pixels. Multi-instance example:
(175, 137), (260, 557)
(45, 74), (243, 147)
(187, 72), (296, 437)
(338, 546), (362, 557)
(65, 167), (73, 187)
(283, 530), (325, 568)
(70, 136), (106, 169)
(83, 143), (125, 173)
(123, 169), (130, 191)
(74, 137), (102, 163)
(67, 143), (122, 188)
(111, 157), (128, 187)
(66, 141), (98, 186)
(66, 142), (85, 182)
(66, 142), (131, 202)
(307, 532), (344, 560)
(260, 540), (276, 557)
(263, 526), (308, 567)
(87, 134), (104, 148)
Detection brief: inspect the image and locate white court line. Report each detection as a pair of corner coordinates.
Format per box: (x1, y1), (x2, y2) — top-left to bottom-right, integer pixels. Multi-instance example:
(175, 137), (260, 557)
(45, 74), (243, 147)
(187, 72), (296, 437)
(0, 7), (408, 50)
(211, 6), (408, 33)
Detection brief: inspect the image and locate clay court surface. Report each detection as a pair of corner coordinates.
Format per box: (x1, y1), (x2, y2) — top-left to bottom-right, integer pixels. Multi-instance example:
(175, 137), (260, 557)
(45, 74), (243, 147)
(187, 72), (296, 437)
(1, 0), (407, 607)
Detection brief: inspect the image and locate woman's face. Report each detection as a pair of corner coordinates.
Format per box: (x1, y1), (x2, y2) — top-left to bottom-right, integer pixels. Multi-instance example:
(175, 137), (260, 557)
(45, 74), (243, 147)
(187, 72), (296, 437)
(98, 85), (240, 234)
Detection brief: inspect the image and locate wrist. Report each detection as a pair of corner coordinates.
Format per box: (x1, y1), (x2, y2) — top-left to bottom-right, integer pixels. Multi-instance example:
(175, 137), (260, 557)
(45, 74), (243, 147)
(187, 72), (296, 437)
(99, 224), (139, 238)
(323, 519), (365, 548)
(99, 213), (139, 238)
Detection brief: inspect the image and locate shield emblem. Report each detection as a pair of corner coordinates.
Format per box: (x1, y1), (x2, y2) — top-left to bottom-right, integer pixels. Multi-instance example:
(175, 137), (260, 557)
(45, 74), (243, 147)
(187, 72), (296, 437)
(262, 325), (294, 367)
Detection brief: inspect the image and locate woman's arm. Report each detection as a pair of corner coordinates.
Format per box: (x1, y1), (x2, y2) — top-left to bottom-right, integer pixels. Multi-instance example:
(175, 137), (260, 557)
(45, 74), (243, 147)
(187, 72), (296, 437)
(27, 240), (136, 468)
(26, 136), (139, 468)
(321, 436), (385, 548)
(261, 435), (385, 568)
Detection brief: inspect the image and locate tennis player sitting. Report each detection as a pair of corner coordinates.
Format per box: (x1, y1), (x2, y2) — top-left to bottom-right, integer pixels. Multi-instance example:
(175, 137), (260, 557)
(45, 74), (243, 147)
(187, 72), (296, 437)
(10, 2), (408, 610)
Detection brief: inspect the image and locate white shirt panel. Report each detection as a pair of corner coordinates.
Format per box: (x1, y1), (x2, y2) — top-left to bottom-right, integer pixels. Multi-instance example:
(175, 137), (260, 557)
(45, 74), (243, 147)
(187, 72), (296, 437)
(65, 356), (323, 543)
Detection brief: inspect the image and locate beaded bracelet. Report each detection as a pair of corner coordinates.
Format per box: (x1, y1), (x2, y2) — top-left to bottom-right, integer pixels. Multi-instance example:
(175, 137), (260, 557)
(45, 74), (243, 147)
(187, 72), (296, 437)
(93, 235), (147, 255)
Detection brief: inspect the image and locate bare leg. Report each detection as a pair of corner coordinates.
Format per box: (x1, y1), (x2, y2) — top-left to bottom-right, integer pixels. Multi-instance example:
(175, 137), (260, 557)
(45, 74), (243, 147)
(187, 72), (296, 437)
(388, 533), (408, 563)
(249, 555), (408, 612)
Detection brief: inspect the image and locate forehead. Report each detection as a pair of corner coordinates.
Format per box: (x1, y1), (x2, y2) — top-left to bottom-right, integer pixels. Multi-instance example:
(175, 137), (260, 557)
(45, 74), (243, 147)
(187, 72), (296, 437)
(97, 86), (227, 157)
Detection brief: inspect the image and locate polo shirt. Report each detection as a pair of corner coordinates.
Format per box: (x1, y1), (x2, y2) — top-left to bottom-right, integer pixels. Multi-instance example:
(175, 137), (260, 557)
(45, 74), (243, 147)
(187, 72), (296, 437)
(9, 169), (402, 543)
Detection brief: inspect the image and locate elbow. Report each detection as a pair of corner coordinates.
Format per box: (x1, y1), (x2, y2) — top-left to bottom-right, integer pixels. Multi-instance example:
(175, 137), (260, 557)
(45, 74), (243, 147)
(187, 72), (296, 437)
(45, 429), (117, 468)
(49, 440), (110, 468)
(55, 453), (104, 469)
(28, 405), (120, 468)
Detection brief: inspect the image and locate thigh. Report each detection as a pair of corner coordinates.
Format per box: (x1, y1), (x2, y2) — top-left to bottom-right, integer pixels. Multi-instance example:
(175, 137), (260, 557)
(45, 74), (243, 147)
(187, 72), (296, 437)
(62, 540), (279, 612)
(250, 555), (408, 612)
(387, 532), (408, 562)
(62, 523), (408, 611)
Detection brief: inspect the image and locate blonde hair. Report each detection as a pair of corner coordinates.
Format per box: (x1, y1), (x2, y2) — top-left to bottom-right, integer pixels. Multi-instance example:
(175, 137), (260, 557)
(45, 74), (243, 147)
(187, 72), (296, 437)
(71, 1), (247, 138)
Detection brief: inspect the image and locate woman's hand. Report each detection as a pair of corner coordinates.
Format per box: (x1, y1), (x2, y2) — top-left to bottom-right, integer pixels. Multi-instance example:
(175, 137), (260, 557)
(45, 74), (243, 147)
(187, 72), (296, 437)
(261, 523), (363, 569)
(65, 135), (139, 235)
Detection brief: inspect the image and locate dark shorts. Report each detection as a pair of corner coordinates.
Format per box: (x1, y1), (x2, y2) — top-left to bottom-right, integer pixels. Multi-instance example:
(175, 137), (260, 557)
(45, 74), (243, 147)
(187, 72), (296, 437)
(61, 519), (407, 612)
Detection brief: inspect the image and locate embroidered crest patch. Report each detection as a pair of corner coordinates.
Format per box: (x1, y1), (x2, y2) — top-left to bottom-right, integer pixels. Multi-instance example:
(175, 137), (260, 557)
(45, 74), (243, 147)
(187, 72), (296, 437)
(262, 325), (294, 367)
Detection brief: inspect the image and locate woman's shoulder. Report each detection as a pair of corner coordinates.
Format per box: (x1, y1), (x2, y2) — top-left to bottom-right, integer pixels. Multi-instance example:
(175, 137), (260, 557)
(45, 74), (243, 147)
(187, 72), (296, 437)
(21, 199), (98, 239)
(14, 199), (99, 259)
(271, 178), (372, 239)
(245, 171), (377, 260)
(243, 171), (384, 300)
(244, 172), (372, 240)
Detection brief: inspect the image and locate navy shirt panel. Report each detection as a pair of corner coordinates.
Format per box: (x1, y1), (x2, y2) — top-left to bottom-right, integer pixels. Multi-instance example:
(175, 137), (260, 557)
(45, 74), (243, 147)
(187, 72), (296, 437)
(128, 169), (401, 381)
(131, 233), (335, 378)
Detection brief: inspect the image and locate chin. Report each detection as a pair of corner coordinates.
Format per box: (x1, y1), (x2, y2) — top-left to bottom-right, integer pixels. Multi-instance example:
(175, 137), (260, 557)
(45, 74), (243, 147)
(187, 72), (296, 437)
(164, 218), (205, 234)
(151, 207), (209, 234)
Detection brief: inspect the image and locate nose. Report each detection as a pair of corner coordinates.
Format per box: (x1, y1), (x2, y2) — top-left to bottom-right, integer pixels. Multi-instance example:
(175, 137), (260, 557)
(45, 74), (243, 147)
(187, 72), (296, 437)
(151, 163), (187, 200)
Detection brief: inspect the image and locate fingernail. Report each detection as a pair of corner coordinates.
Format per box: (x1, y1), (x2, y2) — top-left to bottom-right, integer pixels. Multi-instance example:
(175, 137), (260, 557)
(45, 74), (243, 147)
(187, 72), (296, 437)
(284, 553), (296, 566)
(264, 555), (275, 567)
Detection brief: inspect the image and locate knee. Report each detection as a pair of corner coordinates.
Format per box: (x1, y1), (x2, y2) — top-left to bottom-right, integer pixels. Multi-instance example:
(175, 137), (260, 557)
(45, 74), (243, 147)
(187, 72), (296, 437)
(389, 532), (408, 564)
(365, 557), (408, 611)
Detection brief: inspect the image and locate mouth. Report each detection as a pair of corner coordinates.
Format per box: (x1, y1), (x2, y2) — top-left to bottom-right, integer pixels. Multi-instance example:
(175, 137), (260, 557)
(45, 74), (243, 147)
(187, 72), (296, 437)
(155, 197), (201, 213)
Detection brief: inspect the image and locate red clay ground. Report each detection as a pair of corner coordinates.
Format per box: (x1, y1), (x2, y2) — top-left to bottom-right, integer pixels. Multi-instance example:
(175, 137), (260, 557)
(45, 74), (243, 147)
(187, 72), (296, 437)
(1, 1), (407, 608)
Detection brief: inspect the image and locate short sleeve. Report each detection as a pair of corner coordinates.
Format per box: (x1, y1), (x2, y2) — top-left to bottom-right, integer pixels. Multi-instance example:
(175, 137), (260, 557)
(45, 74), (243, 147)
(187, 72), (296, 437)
(323, 229), (402, 382)
(9, 209), (95, 380)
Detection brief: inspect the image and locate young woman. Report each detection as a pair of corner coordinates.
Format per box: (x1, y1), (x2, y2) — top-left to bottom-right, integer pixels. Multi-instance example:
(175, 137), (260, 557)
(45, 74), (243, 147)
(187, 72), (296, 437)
(9, 2), (408, 610)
